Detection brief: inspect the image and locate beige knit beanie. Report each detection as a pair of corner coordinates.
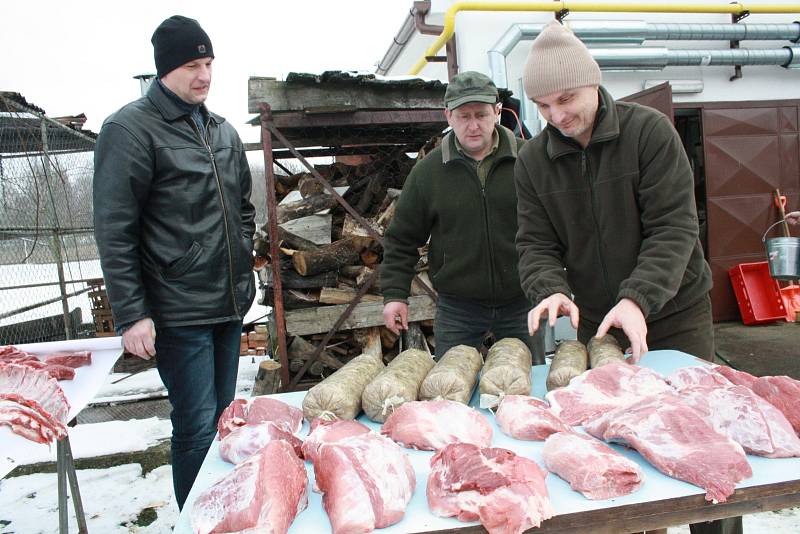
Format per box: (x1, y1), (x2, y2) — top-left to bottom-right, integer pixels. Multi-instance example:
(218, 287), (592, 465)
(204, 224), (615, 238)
(523, 20), (602, 100)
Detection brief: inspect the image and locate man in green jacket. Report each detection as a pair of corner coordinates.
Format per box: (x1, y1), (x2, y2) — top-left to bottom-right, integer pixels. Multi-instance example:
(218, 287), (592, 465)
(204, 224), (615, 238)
(381, 71), (544, 363)
(515, 21), (738, 534)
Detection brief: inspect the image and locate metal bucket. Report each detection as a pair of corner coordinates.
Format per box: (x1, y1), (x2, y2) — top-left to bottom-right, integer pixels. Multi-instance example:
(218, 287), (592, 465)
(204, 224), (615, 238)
(763, 220), (800, 280)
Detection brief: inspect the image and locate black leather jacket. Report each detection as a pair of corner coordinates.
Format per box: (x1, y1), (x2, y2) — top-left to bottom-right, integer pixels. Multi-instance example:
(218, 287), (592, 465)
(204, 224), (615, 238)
(93, 81), (255, 329)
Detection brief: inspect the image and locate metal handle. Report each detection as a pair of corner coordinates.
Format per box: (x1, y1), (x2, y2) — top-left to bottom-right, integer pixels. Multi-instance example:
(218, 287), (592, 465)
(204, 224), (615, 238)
(763, 218), (790, 242)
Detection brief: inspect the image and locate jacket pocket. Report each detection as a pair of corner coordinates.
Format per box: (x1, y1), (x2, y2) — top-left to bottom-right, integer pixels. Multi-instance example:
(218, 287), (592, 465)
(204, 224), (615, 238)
(162, 241), (203, 279)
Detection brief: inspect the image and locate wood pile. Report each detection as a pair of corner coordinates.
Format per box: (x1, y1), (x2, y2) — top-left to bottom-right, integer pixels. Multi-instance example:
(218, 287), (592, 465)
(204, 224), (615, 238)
(255, 149), (440, 379)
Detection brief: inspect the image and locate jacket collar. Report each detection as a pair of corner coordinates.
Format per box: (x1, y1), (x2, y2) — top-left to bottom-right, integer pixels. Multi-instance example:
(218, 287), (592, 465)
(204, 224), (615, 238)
(146, 80), (224, 125)
(441, 124), (518, 164)
(544, 85), (619, 160)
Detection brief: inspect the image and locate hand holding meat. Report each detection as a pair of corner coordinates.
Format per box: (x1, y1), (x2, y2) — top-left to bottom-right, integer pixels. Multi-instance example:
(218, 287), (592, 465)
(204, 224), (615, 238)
(122, 317), (156, 360)
(596, 298), (648, 364)
(528, 293), (578, 335)
(382, 301), (409, 334)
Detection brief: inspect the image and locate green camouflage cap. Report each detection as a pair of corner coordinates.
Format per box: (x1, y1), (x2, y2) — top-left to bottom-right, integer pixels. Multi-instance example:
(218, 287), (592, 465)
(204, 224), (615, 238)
(444, 71), (499, 111)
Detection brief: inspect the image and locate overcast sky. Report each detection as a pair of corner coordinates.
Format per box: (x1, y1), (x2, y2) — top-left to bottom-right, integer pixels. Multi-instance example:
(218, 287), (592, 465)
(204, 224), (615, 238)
(1, 1), (414, 143)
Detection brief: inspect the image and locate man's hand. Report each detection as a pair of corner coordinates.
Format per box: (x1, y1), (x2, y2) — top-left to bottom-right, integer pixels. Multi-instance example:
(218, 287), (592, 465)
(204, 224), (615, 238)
(786, 211), (800, 225)
(596, 298), (648, 364)
(383, 302), (409, 335)
(123, 317), (156, 360)
(528, 293), (579, 336)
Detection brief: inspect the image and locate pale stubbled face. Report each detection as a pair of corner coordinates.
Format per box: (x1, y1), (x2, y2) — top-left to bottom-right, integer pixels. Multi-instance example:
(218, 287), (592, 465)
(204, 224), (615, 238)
(161, 57), (213, 105)
(445, 102), (502, 160)
(534, 85), (600, 147)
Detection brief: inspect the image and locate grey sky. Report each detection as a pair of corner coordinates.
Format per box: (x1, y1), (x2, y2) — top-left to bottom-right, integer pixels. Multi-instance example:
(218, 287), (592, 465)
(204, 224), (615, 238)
(1, 1), (413, 142)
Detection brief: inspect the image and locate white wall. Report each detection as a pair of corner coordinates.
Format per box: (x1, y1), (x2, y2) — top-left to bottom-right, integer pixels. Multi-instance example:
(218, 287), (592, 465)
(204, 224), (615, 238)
(386, 1), (800, 104)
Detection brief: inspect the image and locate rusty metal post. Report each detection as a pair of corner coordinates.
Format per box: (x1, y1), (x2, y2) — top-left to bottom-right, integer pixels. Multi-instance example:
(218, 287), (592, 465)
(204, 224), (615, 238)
(259, 104), (290, 391)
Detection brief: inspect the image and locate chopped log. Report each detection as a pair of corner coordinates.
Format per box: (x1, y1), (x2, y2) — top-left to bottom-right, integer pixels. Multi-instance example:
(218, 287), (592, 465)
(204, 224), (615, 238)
(338, 265), (367, 279)
(319, 287), (383, 305)
(360, 249), (381, 268)
(276, 193), (338, 224)
(403, 322), (431, 354)
(411, 271), (434, 297)
(353, 327), (382, 358)
(288, 335), (343, 370)
(284, 295), (436, 336)
(278, 226), (322, 250)
(289, 357), (324, 376)
(342, 213), (381, 243)
(380, 327), (399, 348)
(260, 269), (337, 290)
(275, 173), (300, 197)
(262, 288), (320, 310)
(251, 360), (282, 396)
(292, 238), (361, 277)
(298, 175), (325, 198)
(355, 267), (380, 292)
(278, 213), (333, 246)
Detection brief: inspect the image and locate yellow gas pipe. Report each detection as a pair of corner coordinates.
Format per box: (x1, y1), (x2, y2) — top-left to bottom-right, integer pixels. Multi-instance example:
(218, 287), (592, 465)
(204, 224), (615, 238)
(407, 1), (800, 75)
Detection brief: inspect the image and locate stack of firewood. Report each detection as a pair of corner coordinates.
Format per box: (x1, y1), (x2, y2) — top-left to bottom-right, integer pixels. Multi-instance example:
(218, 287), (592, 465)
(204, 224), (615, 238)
(255, 149), (440, 378)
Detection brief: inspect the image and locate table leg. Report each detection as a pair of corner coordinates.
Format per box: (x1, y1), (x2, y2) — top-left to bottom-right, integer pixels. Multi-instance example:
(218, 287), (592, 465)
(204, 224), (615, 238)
(56, 436), (88, 534)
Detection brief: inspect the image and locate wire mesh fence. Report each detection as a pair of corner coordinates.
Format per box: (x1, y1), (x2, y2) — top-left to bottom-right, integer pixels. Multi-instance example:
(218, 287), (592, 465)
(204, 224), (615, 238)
(0, 93), (100, 344)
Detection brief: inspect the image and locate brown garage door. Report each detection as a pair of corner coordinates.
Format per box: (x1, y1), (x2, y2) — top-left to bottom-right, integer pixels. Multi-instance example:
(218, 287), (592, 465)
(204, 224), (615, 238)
(703, 101), (800, 321)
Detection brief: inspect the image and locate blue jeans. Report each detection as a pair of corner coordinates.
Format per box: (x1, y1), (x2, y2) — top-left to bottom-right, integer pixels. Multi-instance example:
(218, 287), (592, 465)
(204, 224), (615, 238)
(434, 294), (545, 364)
(154, 320), (242, 510)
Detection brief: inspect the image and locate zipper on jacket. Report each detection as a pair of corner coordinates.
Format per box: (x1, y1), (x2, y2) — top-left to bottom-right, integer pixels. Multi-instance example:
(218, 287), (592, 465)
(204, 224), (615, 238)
(478, 170), (497, 302)
(582, 152), (614, 304)
(190, 118), (241, 317)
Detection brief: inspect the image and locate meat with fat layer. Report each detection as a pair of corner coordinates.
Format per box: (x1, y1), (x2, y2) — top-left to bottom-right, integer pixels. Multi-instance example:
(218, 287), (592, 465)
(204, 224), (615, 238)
(381, 399), (493, 451)
(191, 439), (308, 534)
(314, 431), (415, 534)
(219, 421), (304, 464)
(217, 396), (303, 439)
(301, 418), (371, 464)
(495, 394), (570, 441)
(427, 442), (555, 534)
(0, 364), (70, 443)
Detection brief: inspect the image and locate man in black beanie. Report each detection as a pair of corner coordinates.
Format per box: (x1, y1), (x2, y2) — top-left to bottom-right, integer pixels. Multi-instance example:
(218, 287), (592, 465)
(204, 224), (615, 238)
(93, 15), (255, 509)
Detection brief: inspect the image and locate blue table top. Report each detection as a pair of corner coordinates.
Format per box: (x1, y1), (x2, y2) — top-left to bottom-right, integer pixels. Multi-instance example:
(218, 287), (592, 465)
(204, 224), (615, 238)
(175, 350), (800, 533)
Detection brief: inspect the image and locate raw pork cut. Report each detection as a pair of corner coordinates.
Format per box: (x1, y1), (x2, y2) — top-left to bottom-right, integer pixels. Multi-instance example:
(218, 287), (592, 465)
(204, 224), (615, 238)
(217, 396), (303, 439)
(495, 395), (569, 441)
(42, 350), (92, 368)
(667, 365), (733, 390)
(546, 362), (672, 425)
(427, 442), (555, 534)
(585, 393), (752, 502)
(0, 359), (75, 380)
(192, 439), (307, 534)
(219, 421), (304, 464)
(381, 399), (492, 451)
(542, 431), (643, 499)
(752, 376), (800, 434)
(314, 432), (415, 534)
(0, 363), (70, 443)
(301, 418), (370, 464)
(678, 384), (800, 457)
(714, 365), (757, 388)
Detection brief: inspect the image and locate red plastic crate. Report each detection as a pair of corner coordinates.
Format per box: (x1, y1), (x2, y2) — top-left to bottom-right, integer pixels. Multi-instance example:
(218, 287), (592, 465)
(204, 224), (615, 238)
(728, 262), (786, 325)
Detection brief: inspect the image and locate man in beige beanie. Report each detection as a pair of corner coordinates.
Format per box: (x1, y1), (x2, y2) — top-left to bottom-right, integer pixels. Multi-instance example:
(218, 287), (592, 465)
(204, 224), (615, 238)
(515, 21), (738, 534)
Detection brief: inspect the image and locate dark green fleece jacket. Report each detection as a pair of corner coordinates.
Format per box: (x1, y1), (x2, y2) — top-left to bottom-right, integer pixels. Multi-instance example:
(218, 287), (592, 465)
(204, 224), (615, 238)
(381, 125), (526, 305)
(514, 86), (712, 324)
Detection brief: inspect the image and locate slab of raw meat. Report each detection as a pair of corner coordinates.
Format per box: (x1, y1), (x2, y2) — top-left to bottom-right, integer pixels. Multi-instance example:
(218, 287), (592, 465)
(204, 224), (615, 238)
(545, 362), (672, 425)
(752, 376), (800, 434)
(584, 393), (751, 503)
(192, 439), (307, 534)
(667, 365), (733, 390)
(495, 395), (570, 441)
(0, 363), (70, 443)
(427, 442), (555, 534)
(314, 432), (415, 534)
(542, 431), (644, 499)
(301, 418), (371, 464)
(217, 396), (303, 439)
(678, 384), (800, 457)
(381, 399), (492, 451)
(219, 421), (304, 464)
(0, 359), (75, 381)
(42, 350), (92, 368)
(714, 365), (757, 389)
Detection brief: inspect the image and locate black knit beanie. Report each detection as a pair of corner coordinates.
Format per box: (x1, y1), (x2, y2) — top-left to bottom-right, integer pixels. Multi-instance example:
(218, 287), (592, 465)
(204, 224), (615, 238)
(151, 15), (214, 78)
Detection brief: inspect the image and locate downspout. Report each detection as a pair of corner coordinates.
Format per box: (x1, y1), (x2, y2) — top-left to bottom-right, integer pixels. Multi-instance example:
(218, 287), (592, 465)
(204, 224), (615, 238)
(414, 1), (460, 80)
(376, 6), (417, 75)
(408, 1), (800, 75)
